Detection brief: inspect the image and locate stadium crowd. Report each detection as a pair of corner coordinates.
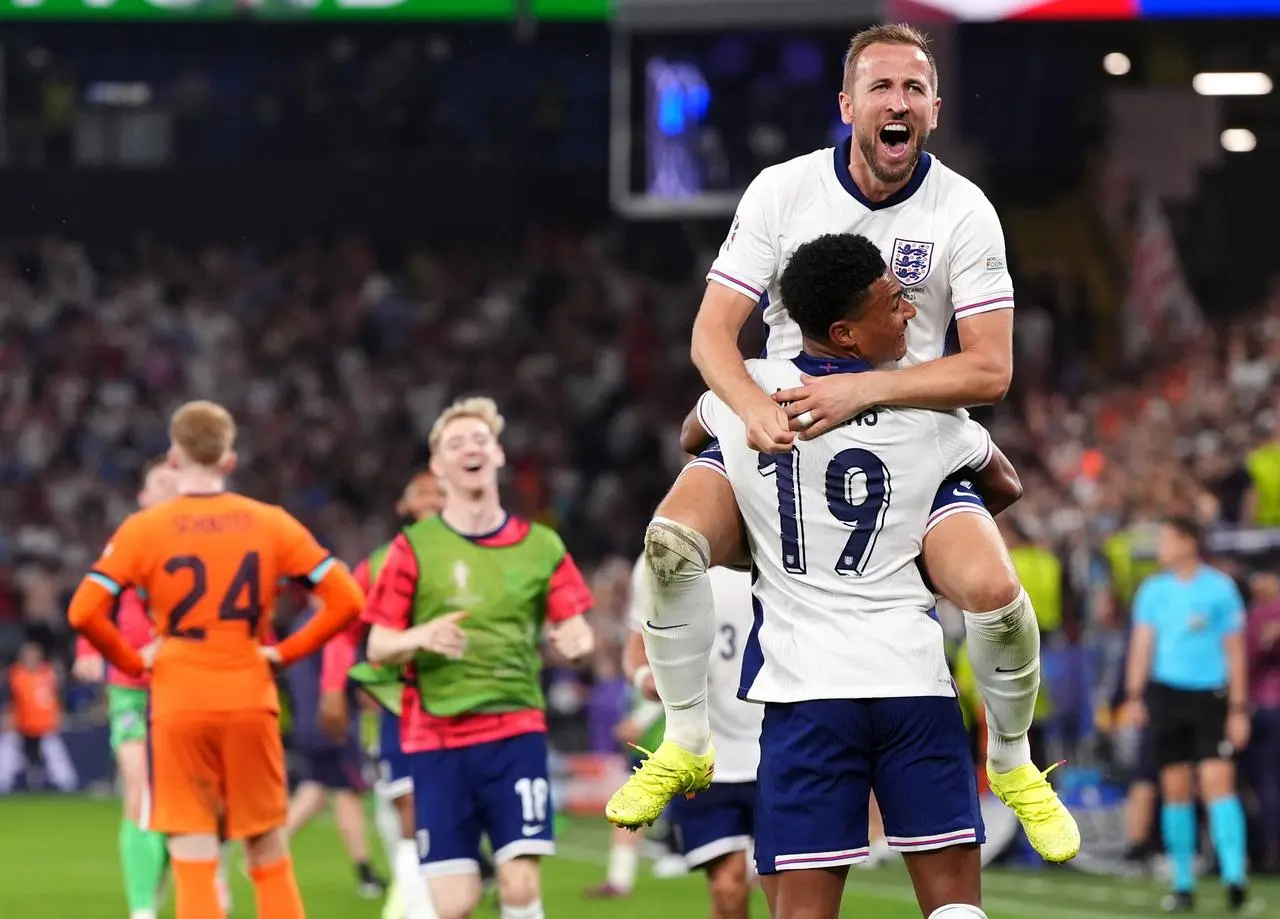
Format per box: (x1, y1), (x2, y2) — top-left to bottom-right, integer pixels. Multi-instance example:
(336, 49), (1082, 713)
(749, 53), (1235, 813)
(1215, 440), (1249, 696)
(1, 227), (1278, 864)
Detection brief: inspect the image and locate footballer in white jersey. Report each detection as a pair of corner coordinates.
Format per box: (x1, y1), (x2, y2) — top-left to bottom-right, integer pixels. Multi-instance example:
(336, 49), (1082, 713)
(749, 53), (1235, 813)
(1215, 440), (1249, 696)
(693, 362), (992, 703)
(682, 232), (1022, 918)
(627, 554), (763, 910)
(708, 142), (1013, 367)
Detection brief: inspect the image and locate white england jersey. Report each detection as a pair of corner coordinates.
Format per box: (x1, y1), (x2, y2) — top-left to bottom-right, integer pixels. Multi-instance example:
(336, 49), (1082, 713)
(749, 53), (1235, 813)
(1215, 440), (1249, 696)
(707, 140), (1014, 364)
(628, 556), (762, 784)
(695, 355), (994, 702)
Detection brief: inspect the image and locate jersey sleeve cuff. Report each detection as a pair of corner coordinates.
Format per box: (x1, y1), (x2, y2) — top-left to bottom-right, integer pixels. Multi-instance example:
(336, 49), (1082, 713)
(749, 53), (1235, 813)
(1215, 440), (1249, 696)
(973, 431), (994, 471)
(696, 392), (717, 438)
(954, 294), (1014, 319)
(86, 570), (124, 596)
(706, 269), (766, 301)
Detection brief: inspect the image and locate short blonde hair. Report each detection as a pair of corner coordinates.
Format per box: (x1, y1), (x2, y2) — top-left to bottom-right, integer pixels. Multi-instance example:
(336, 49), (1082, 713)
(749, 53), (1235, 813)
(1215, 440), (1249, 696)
(843, 23), (936, 93)
(428, 396), (505, 452)
(170, 400), (236, 467)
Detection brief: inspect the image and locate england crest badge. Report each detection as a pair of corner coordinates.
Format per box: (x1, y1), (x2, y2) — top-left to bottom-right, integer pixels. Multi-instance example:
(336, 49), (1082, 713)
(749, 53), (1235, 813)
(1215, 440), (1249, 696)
(890, 238), (934, 286)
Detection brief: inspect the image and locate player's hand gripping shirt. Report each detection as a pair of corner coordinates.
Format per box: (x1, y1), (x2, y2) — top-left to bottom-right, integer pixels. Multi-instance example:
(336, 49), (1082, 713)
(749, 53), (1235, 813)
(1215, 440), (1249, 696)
(362, 514), (593, 752)
(68, 493), (365, 718)
(698, 355), (993, 702)
(708, 140), (1014, 362)
(628, 555), (762, 783)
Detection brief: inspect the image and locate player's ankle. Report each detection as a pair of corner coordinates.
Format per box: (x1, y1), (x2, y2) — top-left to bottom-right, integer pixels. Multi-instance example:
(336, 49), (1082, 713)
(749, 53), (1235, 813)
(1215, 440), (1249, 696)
(986, 734), (1033, 773)
(662, 716), (712, 756)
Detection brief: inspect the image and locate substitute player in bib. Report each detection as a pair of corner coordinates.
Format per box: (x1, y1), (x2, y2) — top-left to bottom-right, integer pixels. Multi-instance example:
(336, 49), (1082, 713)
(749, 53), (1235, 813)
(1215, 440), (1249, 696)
(319, 468), (451, 919)
(689, 233), (1020, 919)
(68, 400), (367, 919)
(611, 22), (1079, 865)
(72, 457), (179, 919)
(363, 397), (595, 919)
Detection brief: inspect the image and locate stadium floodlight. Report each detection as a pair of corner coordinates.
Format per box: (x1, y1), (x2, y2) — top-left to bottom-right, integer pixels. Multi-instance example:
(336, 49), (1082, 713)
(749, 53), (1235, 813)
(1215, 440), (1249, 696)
(1192, 72), (1272, 96)
(1220, 128), (1257, 153)
(1102, 53), (1130, 76)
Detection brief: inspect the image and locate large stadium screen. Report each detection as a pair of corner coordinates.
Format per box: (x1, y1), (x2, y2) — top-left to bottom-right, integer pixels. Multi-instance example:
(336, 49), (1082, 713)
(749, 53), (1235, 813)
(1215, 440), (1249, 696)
(611, 28), (858, 219)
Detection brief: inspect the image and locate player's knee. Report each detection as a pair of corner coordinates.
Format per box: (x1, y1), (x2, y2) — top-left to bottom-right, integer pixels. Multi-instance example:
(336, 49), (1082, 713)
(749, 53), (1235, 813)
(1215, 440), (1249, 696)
(495, 855), (541, 909)
(928, 905), (987, 919)
(644, 517), (710, 589)
(428, 876), (483, 919)
(707, 855), (751, 918)
(243, 827), (289, 868)
(951, 567), (1020, 615)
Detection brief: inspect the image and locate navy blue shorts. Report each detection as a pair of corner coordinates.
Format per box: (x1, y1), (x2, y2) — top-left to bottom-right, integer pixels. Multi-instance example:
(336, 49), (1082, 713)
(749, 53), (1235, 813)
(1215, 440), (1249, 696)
(297, 745), (367, 792)
(410, 731), (554, 875)
(926, 474), (990, 536)
(685, 439), (727, 479)
(669, 780), (756, 868)
(376, 708), (413, 799)
(755, 697), (983, 874)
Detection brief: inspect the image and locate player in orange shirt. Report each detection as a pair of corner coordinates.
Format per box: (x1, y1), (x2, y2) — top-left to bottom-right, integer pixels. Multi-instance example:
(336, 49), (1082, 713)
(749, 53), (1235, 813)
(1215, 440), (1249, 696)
(69, 400), (366, 919)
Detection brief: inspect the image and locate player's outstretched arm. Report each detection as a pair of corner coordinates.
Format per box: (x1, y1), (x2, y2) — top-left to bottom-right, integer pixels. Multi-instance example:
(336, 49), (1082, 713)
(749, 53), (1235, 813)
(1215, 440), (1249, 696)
(972, 441), (1023, 515)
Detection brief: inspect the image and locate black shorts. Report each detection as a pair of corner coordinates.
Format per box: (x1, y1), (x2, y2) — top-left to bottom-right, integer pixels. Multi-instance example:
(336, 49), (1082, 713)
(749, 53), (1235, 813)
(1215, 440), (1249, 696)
(1147, 683), (1230, 768)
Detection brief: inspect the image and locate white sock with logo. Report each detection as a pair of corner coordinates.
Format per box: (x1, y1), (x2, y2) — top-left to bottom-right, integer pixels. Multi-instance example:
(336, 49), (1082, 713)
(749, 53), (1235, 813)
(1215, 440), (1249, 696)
(964, 589), (1040, 773)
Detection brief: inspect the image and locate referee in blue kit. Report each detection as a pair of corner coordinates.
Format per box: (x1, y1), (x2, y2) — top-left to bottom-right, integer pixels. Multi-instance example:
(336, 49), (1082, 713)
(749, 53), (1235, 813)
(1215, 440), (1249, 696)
(1123, 516), (1251, 913)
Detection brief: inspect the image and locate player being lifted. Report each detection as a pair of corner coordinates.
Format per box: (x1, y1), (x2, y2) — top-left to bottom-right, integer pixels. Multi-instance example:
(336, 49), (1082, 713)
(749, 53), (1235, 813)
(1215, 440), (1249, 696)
(73, 457), (186, 919)
(608, 22), (1079, 864)
(692, 233), (1021, 918)
(69, 400), (367, 919)
(363, 397), (596, 919)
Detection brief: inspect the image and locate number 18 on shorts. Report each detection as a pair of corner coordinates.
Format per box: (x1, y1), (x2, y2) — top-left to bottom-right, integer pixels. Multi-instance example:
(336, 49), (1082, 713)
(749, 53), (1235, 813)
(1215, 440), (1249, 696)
(409, 732), (556, 876)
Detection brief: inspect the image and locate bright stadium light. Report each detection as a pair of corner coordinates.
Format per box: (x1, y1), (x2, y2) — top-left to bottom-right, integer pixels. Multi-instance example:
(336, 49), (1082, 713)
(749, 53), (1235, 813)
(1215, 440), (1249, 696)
(1220, 128), (1257, 153)
(1192, 72), (1273, 96)
(1103, 53), (1131, 76)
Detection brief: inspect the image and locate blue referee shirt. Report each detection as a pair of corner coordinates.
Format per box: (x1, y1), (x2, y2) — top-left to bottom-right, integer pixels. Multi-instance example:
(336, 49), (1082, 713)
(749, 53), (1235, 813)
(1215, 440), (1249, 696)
(1133, 565), (1245, 691)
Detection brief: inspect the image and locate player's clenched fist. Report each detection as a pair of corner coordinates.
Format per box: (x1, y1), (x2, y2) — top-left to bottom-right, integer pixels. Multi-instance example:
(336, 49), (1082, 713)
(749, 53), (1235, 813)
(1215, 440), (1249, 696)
(548, 616), (594, 661)
(410, 611), (470, 660)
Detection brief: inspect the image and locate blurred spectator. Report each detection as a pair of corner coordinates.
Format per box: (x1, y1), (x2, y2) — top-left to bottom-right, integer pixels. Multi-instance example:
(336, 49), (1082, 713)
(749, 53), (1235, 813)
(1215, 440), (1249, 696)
(1246, 571), (1280, 872)
(0, 639), (77, 793)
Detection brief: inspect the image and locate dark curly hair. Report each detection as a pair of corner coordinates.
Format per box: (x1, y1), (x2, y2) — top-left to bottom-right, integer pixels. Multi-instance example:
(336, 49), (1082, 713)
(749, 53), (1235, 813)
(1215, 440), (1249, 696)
(779, 233), (887, 341)
(1164, 514), (1205, 556)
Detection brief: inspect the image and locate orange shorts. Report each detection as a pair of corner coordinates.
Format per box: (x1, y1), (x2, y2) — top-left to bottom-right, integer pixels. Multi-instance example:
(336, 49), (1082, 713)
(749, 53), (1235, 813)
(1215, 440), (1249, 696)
(150, 709), (286, 840)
